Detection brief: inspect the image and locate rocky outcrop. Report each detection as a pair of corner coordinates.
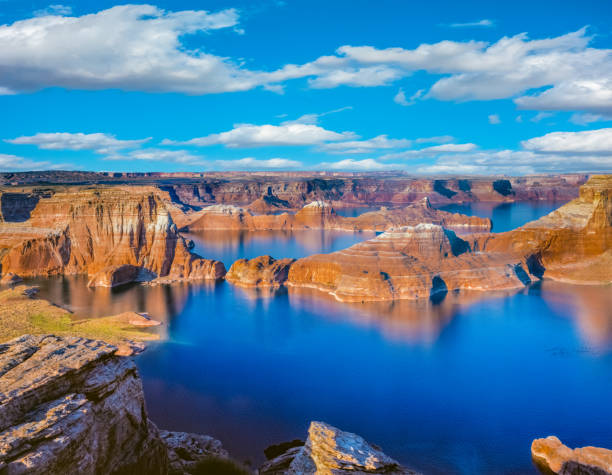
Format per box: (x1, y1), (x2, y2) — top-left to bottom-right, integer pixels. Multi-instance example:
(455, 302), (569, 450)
(226, 255), (295, 288)
(287, 223), (529, 302)
(260, 421), (417, 474)
(160, 430), (228, 475)
(0, 272), (22, 285)
(531, 436), (612, 474)
(0, 186), (225, 285)
(0, 334), (168, 474)
(187, 198), (490, 234)
(476, 175), (612, 285)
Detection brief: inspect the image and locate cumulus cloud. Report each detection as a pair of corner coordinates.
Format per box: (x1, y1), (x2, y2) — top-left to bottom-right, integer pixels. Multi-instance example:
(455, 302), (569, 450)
(418, 127), (612, 174)
(315, 158), (398, 171)
(521, 128), (612, 154)
(214, 157), (302, 169)
(164, 123), (355, 148)
(105, 148), (206, 164)
(5, 132), (150, 153)
(488, 114), (501, 124)
(0, 153), (70, 171)
(319, 135), (412, 154)
(380, 143), (477, 160)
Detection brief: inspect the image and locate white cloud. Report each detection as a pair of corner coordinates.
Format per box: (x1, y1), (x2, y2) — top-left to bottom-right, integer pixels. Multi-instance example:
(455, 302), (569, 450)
(315, 158), (398, 171)
(34, 4), (72, 16)
(0, 5), (263, 94)
(279, 106), (352, 125)
(380, 143), (477, 160)
(105, 148), (205, 164)
(521, 128), (612, 154)
(531, 112), (554, 122)
(165, 123), (355, 148)
(569, 112), (612, 126)
(214, 157), (302, 169)
(447, 19), (494, 28)
(393, 88), (424, 106)
(0, 153), (70, 171)
(488, 114), (501, 124)
(319, 135), (412, 154)
(5, 132), (150, 153)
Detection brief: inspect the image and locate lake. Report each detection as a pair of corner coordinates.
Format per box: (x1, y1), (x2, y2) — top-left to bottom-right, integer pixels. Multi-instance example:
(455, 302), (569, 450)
(29, 200), (612, 474)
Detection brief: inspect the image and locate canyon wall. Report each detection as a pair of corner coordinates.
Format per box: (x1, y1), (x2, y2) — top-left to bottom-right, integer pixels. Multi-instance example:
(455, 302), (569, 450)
(0, 172), (586, 208)
(186, 198), (491, 233)
(0, 186), (225, 285)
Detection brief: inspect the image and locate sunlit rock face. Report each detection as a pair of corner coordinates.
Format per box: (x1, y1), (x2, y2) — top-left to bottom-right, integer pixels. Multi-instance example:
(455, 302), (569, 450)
(287, 223), (529, 302)
(187, 199), (490, 234)
(0, 186), (225, 284)
(226, 255), (295, 288)
(0, 334), (168, 474)
(531, 436), (612, 474)
(261, 421), (417, 474)
(476, 175), (612, 285)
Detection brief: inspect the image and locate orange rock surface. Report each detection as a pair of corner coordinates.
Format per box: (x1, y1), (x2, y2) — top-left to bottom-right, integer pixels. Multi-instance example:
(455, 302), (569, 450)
(226, 255), (295, 288)
(0, 186), (225, 285)
(288, 176), (611, 301)
(531, 436), (612, 474)
(186, 198), (491, 233)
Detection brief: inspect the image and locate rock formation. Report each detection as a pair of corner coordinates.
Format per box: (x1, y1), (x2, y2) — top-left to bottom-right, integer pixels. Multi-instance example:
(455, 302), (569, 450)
(531, 436), (612, 474)
(161, 430), (229, 475)
(0, 272), (22, 285)
(287, 223), (530, 302)
(286, 176), (611, 302)
(0, 186), (225, 286)
(186, 198), (490, 234)
(226, 255), (295, 288)
(0, 334), (168, 474)
(476, 174), (612, 285)
(260, 421), (417, 474)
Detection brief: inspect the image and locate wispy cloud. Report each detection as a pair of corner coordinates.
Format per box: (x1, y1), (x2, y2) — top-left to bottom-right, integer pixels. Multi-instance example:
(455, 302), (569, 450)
(6, 132), (150, 154)
(34, 4), (73, 17)
(214, 157), (302, 169)
(488, 114), (501, 124)
(445, 19), (494, 28)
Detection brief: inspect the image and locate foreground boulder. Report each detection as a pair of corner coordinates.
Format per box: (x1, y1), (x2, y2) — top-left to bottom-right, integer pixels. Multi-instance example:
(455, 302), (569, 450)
(261, 421), (418, 474)
(0, 334), (168, 474)
(532, 436), (612, 474)
(161, 430), (229, 475)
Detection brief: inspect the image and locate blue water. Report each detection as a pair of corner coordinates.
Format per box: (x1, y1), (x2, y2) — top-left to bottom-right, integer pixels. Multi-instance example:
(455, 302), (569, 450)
(29, 201), (612, 474)
(435, 201), (568, 233)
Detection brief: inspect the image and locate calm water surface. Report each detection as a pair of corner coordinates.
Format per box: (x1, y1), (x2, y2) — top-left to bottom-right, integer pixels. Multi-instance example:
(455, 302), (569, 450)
(29, 202), (612, 475)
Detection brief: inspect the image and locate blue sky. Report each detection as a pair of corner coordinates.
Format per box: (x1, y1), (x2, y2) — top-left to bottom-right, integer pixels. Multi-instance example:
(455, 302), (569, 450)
(0, 0), (611, 174)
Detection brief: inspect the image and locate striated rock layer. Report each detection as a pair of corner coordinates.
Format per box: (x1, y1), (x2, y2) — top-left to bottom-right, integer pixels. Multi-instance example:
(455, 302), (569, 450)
(0, 186), (225, 286)
(287, 223), (529, 302)
(0, 334), (168, 474)
(261, 421), (417, 474)
(286, 175), (611, 302)
(186, 198), (491, 234)
(531, 436), (612, 474)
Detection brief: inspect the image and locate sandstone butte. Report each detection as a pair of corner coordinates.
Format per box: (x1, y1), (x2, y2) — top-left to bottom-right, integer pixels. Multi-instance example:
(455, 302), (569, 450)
(260, 421), (418, 474)
(531, 436), (612, 474)
(285, 175), (611, 302)
(184, 197), (491, 233)
(226, 255), (295, 288)
(0, 186), (226, 287)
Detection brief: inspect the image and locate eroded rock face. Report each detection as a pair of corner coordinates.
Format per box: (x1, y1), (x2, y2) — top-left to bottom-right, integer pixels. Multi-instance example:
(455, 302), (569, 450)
(0, 186), (225, 284)
(287, 223), (528, 302)
(226, 255), (295, 288)
(0, 334), (168, 474)
(0, 272), (22, 285)
(187, 198), (490, 234)
(477, 175), (612, 285)
(532, 436), (612, 474)
(261, 421), (417, 474)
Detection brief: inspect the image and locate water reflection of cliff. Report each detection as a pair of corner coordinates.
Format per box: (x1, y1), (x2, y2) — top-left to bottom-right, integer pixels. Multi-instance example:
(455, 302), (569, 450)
(536, 281), (612, 349)
(27, 276), (206, 339)
(287, 287), (517, 344)
(184, 229), (375, 263)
